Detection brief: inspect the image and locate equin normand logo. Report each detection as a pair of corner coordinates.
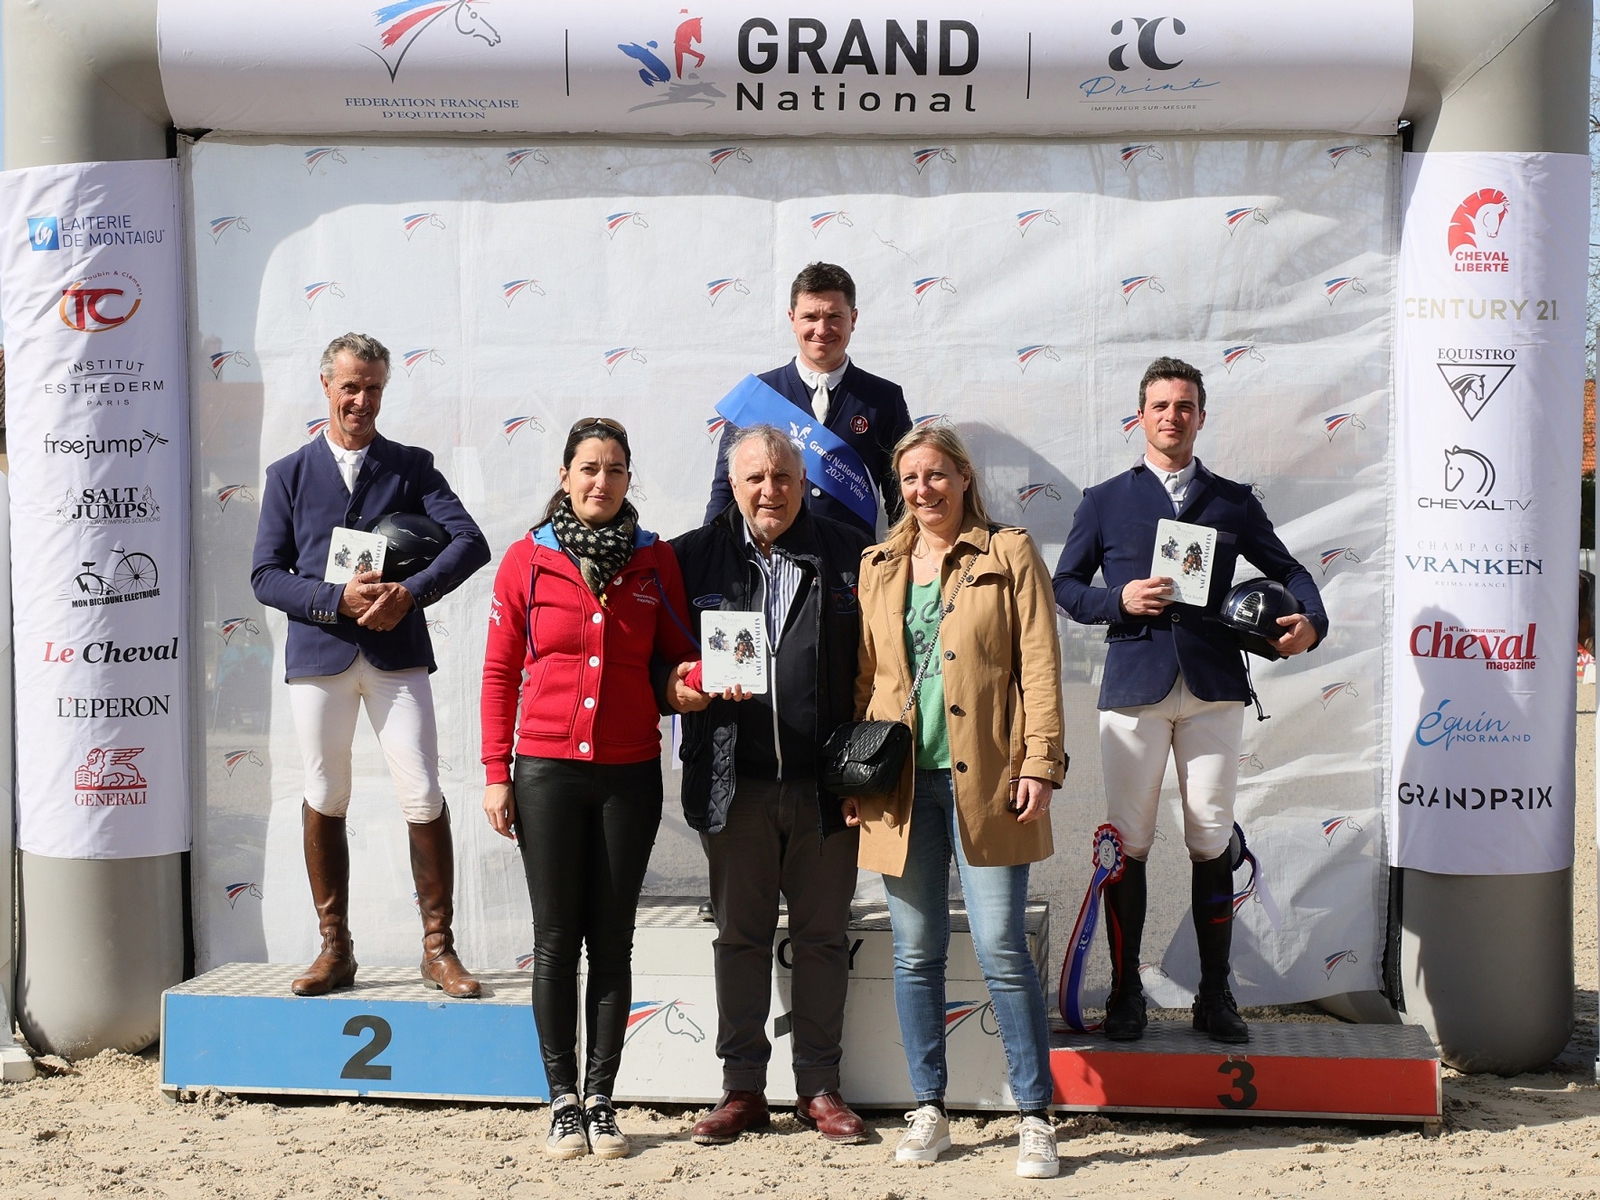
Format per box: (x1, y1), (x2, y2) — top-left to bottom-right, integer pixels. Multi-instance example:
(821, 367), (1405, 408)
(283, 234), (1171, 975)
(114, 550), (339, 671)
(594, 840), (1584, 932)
(369, 1), (500, 83)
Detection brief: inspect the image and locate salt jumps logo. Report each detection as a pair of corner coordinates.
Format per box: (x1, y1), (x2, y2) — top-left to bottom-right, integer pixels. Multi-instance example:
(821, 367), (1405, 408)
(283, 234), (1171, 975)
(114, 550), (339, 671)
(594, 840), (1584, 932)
(1448, 188), (1510, 271)
(207, 216), (250, 242)
(1436, 361), (1513, 421)
(1016, 208), (1059, 237)
(1119, 143), (1163, 169)
(1222, 344), (1263, 372)
(618, 11), (720, 111)
(708, 146), (752, 172)
(215, 484), (254, 512)
(1318, 681), (1359, 708)
(706, 277), (749, 305)
(369, 0), (500, 83)
(216, 617), (260, 645)
(402, 212), (446, 239)
(809, 210), (852, 237)
(221, 749), (263, 776)
(1444, 446), (1495, 496)
(502, 279), (544, 306)
(1016, 345), (1059, 373)
(1322, 412), (1365, 440)
(912, 147), (956, 172)
(303, 147), (347, 173)
(305, 417), (331, 439)
(1120, 275), (1164, 302)
(225, 882), (263, 908)
(1326, 145), (1371, 168)
(208, 350), (251, 378)
(303, 281), (344, 308)
(1224, 206), (1267, 233)
(1320, 816), (1362, 846)
(1318, 546), (1361, 574)
(944, 999), (999, 1036)
(74, 747), (147, 806)
(505, 148), (549, 176)
(60, 271), (142, 333)
(605, 211), (648, 238)
(913, 276), (956, 304)
(604, 347), (647, 374)
(402, 348), (444, 374)
(1323, 949), (1358, 979)
(1016, 483), (1061, 510)
(625, 999), (705, 1045)
(1323, 276), (1366, 304)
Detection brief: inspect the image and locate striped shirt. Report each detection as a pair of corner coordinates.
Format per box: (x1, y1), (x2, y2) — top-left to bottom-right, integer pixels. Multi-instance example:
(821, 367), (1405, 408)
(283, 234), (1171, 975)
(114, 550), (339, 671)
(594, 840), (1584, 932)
(743, 521), (806, 649)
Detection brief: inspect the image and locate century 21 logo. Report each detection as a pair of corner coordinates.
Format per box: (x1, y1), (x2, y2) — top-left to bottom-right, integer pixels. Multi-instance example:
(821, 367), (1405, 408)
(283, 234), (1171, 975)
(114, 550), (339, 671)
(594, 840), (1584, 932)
(59, 271), (142, 333)
(1108, 16), (1187, 70)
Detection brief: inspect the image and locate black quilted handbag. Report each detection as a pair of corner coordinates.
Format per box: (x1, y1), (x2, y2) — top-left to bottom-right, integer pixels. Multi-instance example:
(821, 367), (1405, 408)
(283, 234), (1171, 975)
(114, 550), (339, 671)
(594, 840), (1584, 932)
(823, 558), (972, 798)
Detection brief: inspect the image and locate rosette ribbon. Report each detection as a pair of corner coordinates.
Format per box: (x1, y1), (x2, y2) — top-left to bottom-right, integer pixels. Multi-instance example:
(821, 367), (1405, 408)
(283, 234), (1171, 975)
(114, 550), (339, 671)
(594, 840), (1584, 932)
(1228, 821), (1282, 930)
(1057, 823), (1125, 1032)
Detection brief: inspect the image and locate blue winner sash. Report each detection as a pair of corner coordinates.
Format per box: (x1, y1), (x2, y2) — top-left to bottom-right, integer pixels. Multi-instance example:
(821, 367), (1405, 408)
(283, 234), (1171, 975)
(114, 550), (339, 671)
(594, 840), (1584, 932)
(715, 375), (879, 530)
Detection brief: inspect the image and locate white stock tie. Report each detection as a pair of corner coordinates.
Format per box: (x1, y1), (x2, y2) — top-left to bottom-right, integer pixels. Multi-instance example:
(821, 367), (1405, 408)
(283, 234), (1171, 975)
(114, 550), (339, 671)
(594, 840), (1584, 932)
(1164, 472), (1184, 512)
(338, 450), (361, 494)
(808, 375), (830, 423)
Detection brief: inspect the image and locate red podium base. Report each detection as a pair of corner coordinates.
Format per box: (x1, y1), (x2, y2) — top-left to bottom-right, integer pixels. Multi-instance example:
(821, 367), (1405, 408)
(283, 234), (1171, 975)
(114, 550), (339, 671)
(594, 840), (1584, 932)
(1050, 1020), (1440, 1124)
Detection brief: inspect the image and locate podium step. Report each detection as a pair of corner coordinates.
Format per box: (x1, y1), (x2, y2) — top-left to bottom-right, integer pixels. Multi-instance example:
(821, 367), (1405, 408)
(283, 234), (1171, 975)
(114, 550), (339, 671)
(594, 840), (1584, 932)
(1049, 1020), (1441, 1123)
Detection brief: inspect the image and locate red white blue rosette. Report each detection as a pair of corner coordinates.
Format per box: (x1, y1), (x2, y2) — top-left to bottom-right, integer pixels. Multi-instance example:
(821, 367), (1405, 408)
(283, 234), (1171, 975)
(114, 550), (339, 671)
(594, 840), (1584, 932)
(1057, 824), (1126, 1032)
(1228, 822), (1282, 929)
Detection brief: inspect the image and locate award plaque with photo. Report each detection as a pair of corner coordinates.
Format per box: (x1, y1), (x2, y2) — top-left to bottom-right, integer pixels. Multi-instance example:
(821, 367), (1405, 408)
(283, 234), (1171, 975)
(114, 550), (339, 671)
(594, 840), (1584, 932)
(1152, 518), (1218, 607)
(324, 527), (388, 585)
(700, 609), (768, 694)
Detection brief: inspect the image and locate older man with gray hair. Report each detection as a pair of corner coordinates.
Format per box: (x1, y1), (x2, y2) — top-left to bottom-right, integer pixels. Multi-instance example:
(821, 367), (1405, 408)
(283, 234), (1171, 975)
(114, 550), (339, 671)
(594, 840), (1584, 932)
(664, 424), (870, 1145)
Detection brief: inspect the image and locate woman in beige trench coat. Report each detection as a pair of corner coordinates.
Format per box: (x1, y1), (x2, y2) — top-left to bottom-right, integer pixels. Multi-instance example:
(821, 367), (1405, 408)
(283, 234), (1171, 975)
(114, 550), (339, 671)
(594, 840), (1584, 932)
(845, 425), (1068, 1179)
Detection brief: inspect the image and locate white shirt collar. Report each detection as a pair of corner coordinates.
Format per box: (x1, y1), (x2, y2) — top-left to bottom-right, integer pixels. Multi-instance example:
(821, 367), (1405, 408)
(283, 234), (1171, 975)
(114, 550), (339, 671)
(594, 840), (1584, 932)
(1144, 455), (1197, 488)
(324, 428), (371, 467)
(795, 356), (850, 391)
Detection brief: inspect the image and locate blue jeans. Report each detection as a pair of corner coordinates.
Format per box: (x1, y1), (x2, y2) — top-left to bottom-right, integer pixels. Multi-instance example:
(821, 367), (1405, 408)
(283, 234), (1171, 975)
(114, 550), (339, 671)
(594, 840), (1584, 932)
(881, 769), (1055, 1110)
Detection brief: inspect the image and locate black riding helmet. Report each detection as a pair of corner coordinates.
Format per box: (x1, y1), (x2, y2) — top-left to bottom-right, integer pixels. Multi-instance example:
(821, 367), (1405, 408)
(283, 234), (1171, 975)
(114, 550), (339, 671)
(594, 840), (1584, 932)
(373, 512), (450, 582)
(1219, 577), (1303, 661)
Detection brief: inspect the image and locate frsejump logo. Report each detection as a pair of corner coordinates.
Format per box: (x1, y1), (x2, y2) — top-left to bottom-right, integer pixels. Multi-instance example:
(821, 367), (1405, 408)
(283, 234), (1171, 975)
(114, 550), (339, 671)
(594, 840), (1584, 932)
(810, 210), (853, 237)
(944, 999), (999, 1036)
(1326, 145), (1371, 168)
(60, 272), (142, 333)
(1322, 412), (1365, 440)
(216, 617), (260, 645)
(402, 211), (445, 239)
(74, 747), (147, 806)
(605, 210), (649, 238)
(369, 0), (500, 83)
(1318, 546), (1361, 574)
(1323, 949), (1358, 979)
(1119, 143), (1163, 169)
(624, 999), (705, 1045)
(913, 276), (956, 304)
(303, 147), (347, 174)
(1318, 681), (1359, 708)
(617, 10), (719, 112)
(1323, 276), (1366, 304)
(501, 415), (544, 442)
(1448, 188), (1510, 273)
(708, 146), (752, 172)
(707, 277), (750, 305)
(604, 347), (647, 374)
(402, 348), (444, 374)
(305, 417), (331, 439)
(1120, 275), (1164, 303)
(1224, 206), (1268, 233)
(1016, 483), (1061, 510)
(208, 350), (251, 379)
(225, 882), (263, 909)
(912, 146), (956, 172)
(1119, 413), (1142, 440)
(1320, 816), (1362, 846)
(215, 484), (254, 512)
(221, 749), (263, 776)
(303, 281), (344, 308)
(206, 216), (250, 242)
(1016, 344), (1060, 373)
(1222, 344), (1263, 372)
(505, 148), (549, 175)
(705, 415), (730, 440)
(502, 279), (544, 306)
(1016, 208), (1060, 237)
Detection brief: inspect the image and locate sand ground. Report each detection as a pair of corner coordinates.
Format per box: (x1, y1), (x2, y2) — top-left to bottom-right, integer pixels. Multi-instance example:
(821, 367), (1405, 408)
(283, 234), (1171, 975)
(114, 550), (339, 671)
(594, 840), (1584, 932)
(2, 690), (1597, 1199)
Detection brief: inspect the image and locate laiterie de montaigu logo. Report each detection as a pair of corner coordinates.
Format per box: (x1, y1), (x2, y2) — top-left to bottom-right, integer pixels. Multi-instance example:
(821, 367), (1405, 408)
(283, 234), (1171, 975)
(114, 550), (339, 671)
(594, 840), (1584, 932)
(370, 0), (500, 83)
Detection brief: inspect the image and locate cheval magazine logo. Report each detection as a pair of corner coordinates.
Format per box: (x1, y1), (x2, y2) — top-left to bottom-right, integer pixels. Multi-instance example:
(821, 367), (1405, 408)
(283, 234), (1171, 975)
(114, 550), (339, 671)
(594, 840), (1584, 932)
(370, 0), (501, 82)
(74, 747), (148, 807)
(59, 271), (143, 333)
(618, 10), (720, 112)
(1448, 188), (1510, 274)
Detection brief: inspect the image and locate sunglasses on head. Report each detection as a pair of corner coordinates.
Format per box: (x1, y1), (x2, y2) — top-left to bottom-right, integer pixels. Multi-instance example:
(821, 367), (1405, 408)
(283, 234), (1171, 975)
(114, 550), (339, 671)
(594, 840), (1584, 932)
(569, 416), (629, 440)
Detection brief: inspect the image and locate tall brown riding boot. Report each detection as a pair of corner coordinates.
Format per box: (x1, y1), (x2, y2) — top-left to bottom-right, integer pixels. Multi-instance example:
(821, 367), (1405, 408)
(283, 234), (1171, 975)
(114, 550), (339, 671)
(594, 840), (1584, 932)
(291, 802), (358, 996)
(409, 802), (481, 998)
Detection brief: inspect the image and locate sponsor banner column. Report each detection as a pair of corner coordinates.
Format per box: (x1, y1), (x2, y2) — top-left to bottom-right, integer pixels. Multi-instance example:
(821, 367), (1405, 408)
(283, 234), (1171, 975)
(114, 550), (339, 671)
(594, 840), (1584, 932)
(0, 161), (190, 858)
(1390, 152), (1587, 874)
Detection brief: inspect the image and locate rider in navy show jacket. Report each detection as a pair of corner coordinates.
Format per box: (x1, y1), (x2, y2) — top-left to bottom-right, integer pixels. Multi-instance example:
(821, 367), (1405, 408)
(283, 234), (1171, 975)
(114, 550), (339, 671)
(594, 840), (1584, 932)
(251, 432), (490, 679)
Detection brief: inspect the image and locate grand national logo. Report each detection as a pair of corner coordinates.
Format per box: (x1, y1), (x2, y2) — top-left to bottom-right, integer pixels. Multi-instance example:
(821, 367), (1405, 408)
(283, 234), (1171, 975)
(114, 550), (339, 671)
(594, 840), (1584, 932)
(1448, 188), (1510, 274)
(74, 747), (147, 807)
(60, 271), (142, 333)
(370, 1), (500, 82)
(618, 10), (720, 112)
(55, 485), (160, 526)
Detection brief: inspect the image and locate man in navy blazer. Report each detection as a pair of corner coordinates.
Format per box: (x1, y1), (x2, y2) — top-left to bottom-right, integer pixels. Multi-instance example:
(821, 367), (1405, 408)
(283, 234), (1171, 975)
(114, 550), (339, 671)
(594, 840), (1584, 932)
(1053, 357), (1327, 1046)
(705, 262), (912, 536)
(252, 332), (490, 999)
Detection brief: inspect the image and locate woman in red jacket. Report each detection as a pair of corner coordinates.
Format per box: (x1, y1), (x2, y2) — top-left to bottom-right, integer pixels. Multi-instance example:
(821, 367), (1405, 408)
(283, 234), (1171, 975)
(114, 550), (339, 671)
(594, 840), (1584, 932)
(481, 417), (697, 1161)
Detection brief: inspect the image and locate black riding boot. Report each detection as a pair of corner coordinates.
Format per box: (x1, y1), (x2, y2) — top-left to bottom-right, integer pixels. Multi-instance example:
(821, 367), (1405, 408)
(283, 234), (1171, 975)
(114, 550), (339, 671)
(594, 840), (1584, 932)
(1102, 857), (1148, 1040)
(1190, 850), (1248, 1043)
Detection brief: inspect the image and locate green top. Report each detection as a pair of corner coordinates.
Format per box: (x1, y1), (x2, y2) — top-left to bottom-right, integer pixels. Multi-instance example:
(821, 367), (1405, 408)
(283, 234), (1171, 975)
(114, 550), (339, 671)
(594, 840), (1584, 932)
(904, 576), (951, 769)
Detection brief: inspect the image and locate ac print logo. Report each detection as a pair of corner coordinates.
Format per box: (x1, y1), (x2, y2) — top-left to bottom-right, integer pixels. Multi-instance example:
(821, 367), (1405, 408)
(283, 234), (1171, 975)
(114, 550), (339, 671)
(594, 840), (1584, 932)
(505, 148), (549, 175)
(369, 0), (500, 83)
(1323, 276), (1366, 304)
(911, 146), (956, 173)
(1222, 344), (1264, 372)
(1317, 546), (1361, 575)
(708, 146), (751, 173)
(74, 747), (147, 807)
(1323, 949), (1358, 979)
(624, 999), (706, 1045)
(502, 279), (544, 306)
(60, 272), (142, 333)
(809, 210), (853, 237)
(1108, 17), (1186, 71)
(1320, 816), (1362, 846)
(605, 210), (649, 238)
(207, 216), (250, 242)
(1318, 681), (1359, 708)
(1016, 208), (1059, 237)
(221, 749), (263, 776)
(1322, 412), (1365, 440)
(1224, 206), (1267, 233)
(1435, 351), (1515, 421)
(706, 277), (749, 305)
(69, 545), (160, 608)
(303, 281), (344, 308)
(1119, 143), (1164, 169)
(1448, 188), (1509, 273)
(1120, 275), (1164, 302)
(208, 350), (251, 379)
(913, 276), (956, 304)
(618, 10), (720, 112)
(1016, 483), (1061, 511)
(215, 484), (254, 512)
(1326, 145), (1371, 168)
(604, 347), (647, 374)
(216, 617), (260, 645)
(402, 348), (444, 374)
(225, 881), (263, 908)
(402, 211), (445, 239)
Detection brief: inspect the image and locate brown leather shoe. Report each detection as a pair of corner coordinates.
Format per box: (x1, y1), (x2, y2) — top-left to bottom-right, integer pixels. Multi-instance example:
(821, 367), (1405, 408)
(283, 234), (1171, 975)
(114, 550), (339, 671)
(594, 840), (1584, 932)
(291, 803), (358, 996)
(409, 803), (481, 999)
(691, 1091), (770, 1145)
(796, 1092), (867, 1143)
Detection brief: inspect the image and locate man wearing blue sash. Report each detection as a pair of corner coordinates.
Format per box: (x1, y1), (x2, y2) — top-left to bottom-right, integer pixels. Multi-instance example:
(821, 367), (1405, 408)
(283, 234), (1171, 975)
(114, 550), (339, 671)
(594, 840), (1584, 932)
(705, 262), (912, 536)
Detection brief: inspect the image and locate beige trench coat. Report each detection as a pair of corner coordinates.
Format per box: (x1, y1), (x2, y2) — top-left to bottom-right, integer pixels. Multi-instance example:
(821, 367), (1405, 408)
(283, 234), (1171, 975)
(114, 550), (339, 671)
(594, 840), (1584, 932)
(852, 518), (1068, 876)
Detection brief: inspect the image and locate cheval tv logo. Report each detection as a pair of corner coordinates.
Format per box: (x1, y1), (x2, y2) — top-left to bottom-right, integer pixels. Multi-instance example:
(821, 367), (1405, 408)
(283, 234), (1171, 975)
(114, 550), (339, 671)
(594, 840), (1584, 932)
(1448, 188), (1510, 274)
(370, 0), (500, 82)
(60, 271), (143, 333)
(74, 747), (147, 807)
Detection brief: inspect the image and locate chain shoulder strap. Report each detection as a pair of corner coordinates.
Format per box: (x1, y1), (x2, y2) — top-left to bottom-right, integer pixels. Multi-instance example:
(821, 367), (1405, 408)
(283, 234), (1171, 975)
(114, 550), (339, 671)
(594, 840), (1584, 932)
(898, 552), (974, 723)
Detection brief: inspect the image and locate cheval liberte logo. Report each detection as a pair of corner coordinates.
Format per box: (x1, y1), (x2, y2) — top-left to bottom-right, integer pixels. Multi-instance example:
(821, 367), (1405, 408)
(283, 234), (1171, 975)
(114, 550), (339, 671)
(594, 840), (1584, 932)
(1448, 188), (1510, 274)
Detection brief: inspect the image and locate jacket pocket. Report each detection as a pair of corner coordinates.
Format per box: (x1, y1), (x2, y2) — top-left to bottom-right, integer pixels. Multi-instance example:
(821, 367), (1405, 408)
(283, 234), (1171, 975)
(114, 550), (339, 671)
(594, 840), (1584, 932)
(1105, 622), (1152, 644)
(521, 656), (581, 737)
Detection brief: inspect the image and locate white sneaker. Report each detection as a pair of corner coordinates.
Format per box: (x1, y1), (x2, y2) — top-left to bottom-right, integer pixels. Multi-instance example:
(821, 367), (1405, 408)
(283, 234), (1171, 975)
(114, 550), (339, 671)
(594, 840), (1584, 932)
(583, 1096), (629, 1159)
(545, 1094), (588, 1159)
(1015, 1114), (1060, 1179)
(895, 1104), (951, 1163)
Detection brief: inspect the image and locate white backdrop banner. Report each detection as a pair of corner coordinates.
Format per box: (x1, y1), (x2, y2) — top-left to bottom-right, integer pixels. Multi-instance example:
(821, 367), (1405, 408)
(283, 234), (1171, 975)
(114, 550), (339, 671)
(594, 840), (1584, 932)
(1389, 152), (1587, 875)
(188, 135), (1395, 1005)
(0, 160), (191, 859)
(158, 1), (1411, 138)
